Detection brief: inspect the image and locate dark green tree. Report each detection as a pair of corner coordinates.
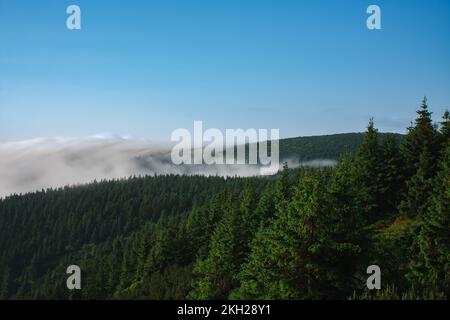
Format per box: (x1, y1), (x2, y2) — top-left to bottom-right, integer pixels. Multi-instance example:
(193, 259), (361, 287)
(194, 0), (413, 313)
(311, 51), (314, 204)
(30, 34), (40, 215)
(189, 194), (241, 299)
(352, 118), (385, 222)
(321, 152), (366, 298)
(400, 97), (440, 179)
(399, 97), (441, 217)
(439, 110), (450, 150)
(0, 266), (11, 299)
(380, 135), (404, 214)
(233, 170), (356, 299)
(408, 140), (450, 297)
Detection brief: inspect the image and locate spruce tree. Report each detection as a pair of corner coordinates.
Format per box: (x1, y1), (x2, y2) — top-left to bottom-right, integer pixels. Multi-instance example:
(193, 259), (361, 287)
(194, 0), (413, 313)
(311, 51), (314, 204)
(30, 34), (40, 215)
(353, 118), (385, 222)
(188, 194), (241, 299)
(235, 170), (342, 299)
(399, 152), (434, 217)
(439, 110), (450, 150)
(408, 140), (450, 297)
(0, 266), (11, 299)
(399, 97), (441, 217)
(322, 152), (366, 298)
(276, 162), (291, 201)
(240, 182), (257, 239)
(253, 182), (277, 224)
(380, 135), (403, 214)
(400, 97), (440, 179)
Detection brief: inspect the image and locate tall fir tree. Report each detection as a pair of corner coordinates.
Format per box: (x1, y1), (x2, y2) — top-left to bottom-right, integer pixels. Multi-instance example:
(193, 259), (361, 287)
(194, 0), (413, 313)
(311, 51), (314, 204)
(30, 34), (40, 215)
(439, 110), (450, 150)
(353, 118), (385, 222)
(399, 97), (441, 217)
(237, 182), (258, 260)
(0, 266), (11, 299)
(380, 135), (404, 214)
(233, 168), (364, 299)
(322, 152), (367, 298)
(188, 194), (241, 299)
(400, 97), (440, 179)
(276, 162), (291, 201)
(253, 182), (277, 225)
(408, 140), (450, 297)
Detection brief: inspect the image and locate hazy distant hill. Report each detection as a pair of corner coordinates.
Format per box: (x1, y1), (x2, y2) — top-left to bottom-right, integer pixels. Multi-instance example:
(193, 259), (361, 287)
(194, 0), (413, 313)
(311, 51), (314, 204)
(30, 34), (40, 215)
(279, 132), (404, 162)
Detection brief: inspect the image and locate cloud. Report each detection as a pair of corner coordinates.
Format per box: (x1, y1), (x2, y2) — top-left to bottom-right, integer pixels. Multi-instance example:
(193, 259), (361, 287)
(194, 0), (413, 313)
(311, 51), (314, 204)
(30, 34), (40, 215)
(0, 136), (161, 197)
(0, 135), (336, 198)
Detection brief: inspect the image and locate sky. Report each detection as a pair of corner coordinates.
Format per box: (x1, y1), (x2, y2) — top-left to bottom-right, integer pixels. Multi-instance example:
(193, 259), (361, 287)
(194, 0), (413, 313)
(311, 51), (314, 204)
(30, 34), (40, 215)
(0, 0), (449, 142)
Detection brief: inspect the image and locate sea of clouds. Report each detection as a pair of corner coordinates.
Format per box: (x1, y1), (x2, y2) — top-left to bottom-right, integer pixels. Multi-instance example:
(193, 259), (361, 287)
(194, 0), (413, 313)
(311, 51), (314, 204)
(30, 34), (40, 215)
(0, 135), (336, 198)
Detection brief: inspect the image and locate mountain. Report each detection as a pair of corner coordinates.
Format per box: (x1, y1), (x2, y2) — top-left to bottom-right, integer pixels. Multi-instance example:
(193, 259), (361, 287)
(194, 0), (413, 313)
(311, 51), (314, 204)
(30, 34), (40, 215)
(0, 130), (416, 300)
(279, 132), (404, 161)
(0, 132), (404, 198)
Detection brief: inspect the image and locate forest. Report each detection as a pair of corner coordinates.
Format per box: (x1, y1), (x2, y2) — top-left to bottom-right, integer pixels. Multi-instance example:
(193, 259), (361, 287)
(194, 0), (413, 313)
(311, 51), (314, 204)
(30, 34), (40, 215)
(0, 98), (448, 300)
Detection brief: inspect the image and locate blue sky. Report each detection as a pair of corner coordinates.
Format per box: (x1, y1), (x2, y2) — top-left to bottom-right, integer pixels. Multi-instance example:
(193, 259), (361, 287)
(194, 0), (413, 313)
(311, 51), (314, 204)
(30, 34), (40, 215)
(0, 0), (449, 141)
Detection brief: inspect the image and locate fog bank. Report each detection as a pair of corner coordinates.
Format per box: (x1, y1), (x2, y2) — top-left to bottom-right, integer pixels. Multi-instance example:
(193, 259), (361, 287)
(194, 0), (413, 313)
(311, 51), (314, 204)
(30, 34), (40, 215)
(0, 136), (336, 197)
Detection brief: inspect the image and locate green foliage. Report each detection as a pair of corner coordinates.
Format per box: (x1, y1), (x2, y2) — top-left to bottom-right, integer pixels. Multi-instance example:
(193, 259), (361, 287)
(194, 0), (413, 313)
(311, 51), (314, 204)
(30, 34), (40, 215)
(235, 170), (330, 299)
(352, 119), (387, 222)
(351, 285), (446, 300)
(379, 135), (404, 214)
(234, 166), (365, 300)
(408, 141), (450, 296)
(280, 132), (403, 162)
(189, 193), (242, 299)
(0, 99), (447, 300)
(399, 97), (441, 217)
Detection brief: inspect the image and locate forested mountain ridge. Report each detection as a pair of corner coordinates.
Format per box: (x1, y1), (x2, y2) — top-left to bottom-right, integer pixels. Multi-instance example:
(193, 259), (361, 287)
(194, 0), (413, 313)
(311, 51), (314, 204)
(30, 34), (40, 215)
(0, 99), (448, 300)
(279, 132), (403, 162)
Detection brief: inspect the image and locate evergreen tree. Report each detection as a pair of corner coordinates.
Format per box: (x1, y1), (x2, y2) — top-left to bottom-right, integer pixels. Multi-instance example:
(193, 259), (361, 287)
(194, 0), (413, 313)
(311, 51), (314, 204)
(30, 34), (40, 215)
(189, 194), (241, 299)
(321, 152), (366, 298)
(399, 97), (441, 217)
(276, 162), (291, 202)
(400, 97), (440, 177)
(253, 182), (277, 225)
(439, 110), (450, 150)
(234, 170), (340, 299)
(353, 118), (385, 222)
(185, 193), (224, 260)
(237, 182), (258, 259)
(0, 109), (447, 300)
(399, 152), (434, 217)
(408, 141), (450, 297)
(0, 266), (11, 300)
(380, 135), (404, 214)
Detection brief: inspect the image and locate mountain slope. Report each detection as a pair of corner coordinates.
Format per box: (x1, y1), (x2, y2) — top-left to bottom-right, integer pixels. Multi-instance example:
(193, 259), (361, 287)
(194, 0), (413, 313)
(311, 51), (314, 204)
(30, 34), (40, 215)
(280, 132), (404, 161)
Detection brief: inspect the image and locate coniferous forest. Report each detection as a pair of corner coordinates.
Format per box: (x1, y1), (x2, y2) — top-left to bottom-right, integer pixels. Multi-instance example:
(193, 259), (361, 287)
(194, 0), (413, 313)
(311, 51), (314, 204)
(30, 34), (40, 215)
(0, 98), (449, 300)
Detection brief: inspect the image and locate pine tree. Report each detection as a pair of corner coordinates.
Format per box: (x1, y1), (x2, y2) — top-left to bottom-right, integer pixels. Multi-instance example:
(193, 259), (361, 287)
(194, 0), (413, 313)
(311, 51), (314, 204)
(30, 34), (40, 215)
(0, 266), (11, 299)
(439, 110), (450, 150)
(380, 135), (404, 214)
(399, 97), (441, 217)
(135, 232), (151, 284)
(185, 193), (224, 260)
(353, 118), (385, 222)
(276, 162), (291, 202)
(189, 194), (241, 299)
(240, 182), (256, 235)
(234, 171), (331, 299)
(401, 97), (440, 178)
(253, 182), (277, 224)
(399, 152), (434, 217)
(118, 247), (132, 292)
(321, 152), (366, 298)
(441, 110), (450, 135)
(408, 140), (450, 297)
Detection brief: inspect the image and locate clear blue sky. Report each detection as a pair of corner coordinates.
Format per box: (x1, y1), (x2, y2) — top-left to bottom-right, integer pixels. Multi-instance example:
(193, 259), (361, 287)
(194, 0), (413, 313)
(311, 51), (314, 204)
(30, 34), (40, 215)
(0, 0), (449, 141)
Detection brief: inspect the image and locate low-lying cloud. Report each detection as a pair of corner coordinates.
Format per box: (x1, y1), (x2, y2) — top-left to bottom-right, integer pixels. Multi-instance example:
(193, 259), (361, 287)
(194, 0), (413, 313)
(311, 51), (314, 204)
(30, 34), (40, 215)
(0, 135), (336, 198)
